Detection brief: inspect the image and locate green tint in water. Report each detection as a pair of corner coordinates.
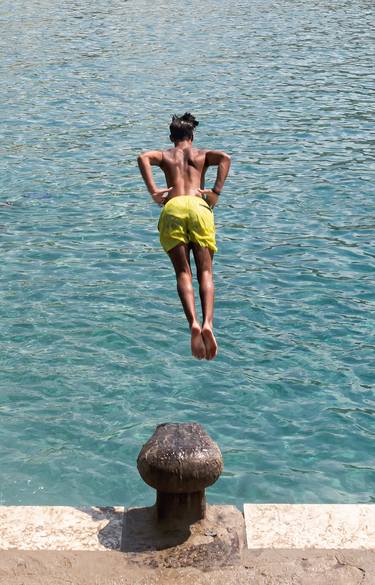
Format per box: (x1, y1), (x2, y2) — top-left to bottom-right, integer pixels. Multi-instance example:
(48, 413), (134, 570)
(0, 0), (374, 506)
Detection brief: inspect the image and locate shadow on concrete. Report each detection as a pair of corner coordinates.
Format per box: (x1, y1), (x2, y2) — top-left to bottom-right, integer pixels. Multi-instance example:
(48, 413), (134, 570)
(78, 506), (191, 553)
(79, 506), (124, 550)
(121, 506), (191, 553)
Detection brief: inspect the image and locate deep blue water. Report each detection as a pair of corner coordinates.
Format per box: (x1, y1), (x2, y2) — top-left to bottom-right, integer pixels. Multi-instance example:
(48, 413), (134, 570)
(0, 0), (374, 507)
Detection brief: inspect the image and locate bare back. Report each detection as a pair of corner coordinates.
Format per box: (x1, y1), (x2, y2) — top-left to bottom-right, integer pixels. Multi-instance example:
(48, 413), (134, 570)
(160, 145), (207, 202)
(138, 139), (230, 208)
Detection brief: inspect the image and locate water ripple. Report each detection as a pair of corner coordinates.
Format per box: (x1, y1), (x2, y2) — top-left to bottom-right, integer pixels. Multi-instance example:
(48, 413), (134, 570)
(0, 0), (374, 506)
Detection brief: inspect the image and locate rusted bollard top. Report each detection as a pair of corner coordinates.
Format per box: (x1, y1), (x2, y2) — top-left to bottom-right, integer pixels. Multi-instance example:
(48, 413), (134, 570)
(137, 423), (223, 494)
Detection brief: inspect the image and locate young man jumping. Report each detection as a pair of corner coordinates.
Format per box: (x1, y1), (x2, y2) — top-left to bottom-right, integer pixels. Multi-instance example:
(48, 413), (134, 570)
(137, 113), (231, 361)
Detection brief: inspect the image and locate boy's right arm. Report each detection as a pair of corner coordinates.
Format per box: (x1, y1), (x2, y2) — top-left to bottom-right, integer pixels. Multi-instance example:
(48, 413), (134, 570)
(137, 151), (172, 205)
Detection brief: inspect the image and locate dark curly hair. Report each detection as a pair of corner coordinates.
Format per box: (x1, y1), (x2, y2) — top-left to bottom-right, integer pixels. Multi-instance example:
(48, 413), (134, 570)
(169, 112), (199, 142)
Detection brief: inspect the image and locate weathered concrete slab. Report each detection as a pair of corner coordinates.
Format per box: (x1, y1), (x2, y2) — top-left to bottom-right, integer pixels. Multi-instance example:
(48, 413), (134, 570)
(0, 549), (374, 585)
(0, 504), (245, 568)
(0, 506), (124, 550)
(121, 504), (245, 568)
(244, 504), (375, 549)
(2, 504), (374, 554)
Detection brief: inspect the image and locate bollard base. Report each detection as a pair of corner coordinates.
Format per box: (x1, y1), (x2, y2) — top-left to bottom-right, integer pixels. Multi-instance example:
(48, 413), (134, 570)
(156, 490), (205, 525)
(121, 504), (245, 569)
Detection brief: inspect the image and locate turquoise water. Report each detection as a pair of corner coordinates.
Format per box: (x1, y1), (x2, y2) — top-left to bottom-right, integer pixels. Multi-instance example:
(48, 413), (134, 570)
(1, 0), (374, 507)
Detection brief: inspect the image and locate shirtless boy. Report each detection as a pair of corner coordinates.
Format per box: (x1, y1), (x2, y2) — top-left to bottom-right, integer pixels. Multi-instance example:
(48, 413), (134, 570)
(137, 113), (231, 360)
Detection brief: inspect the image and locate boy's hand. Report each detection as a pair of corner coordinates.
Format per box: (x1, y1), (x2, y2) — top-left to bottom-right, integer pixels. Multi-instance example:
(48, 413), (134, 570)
(196, 188), (218, 207)
(196, 188), (213, 197)
(151, 187), (173, 206)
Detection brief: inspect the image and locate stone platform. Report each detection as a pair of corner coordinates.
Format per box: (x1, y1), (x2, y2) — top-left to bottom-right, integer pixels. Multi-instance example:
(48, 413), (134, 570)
(0, 504), (245, 568)
(244, 504), (375, 549)
(0, 506), (124, 551)
(0, 549), (374, 585)
(1, 504), (374, 551)
(0, 504), (374, 584)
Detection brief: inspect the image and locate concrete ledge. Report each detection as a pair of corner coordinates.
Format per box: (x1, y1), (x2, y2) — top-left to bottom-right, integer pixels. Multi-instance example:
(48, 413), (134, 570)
(244, 504), (375, 549)
(0, 507), (124, 550)
(0, 505), (374, 583)
(0, 549), (375, 585)
(1, 505), (374, 553)
(0, 505), (244, 567)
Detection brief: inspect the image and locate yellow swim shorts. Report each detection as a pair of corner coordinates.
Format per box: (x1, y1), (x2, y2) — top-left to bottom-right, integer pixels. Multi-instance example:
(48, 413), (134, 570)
(158, 195), (217, 253)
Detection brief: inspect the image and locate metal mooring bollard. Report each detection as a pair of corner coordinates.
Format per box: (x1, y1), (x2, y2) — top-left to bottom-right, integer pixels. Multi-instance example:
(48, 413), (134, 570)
(137, 423), (223, 524)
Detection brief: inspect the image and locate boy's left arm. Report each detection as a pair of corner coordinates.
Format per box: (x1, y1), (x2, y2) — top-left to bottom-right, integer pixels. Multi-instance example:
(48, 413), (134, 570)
(137, 150), (171, 205)
(198, 151), (231, 208)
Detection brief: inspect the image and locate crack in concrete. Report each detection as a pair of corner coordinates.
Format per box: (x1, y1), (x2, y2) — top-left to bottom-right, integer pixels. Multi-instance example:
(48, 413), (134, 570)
(335, 554), (366, 583)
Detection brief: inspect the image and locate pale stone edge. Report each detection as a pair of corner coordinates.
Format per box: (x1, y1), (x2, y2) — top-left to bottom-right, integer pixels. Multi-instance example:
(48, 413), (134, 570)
(244, 504), (375, 550)
(1, 504), (374, 551)
(0, 506), (125, 551)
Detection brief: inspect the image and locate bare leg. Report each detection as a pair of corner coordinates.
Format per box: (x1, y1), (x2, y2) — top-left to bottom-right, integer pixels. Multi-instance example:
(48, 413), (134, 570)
(168, 244), (206, 360)
(192, 244), (217, 360)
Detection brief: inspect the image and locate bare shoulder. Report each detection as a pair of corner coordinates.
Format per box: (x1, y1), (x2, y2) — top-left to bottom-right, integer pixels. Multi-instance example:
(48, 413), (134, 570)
(204, 149), (231, 165)
(161, 147), (174, 158)
(138, 150), (163, 165)
(195, 147), (208, 156)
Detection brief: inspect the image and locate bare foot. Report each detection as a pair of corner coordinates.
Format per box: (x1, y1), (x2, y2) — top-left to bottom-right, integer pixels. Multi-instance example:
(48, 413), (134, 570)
(202, 326), (218, 360)
(191, 323), (206, 360)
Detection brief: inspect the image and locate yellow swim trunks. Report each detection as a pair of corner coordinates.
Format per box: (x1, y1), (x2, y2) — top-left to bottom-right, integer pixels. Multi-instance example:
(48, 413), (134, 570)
(158, 195), (217, 253)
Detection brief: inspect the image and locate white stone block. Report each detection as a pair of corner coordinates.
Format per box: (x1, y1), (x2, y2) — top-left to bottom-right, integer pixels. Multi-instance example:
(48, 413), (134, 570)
(244, 504), (375, 549)
(0, 506), (124, 550)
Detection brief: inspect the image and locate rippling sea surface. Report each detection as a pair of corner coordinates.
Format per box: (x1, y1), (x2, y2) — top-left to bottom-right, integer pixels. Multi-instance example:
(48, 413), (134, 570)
(0, 0), (374, 506)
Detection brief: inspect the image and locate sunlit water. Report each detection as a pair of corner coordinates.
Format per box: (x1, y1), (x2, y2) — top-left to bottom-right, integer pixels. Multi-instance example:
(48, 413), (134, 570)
(0, 0), (374, 507)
